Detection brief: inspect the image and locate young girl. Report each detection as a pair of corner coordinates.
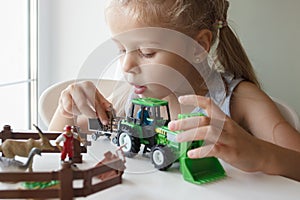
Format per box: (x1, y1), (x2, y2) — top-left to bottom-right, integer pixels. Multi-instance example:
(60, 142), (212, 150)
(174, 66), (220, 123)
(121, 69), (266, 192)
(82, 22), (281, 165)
(49, 0), (300, 181)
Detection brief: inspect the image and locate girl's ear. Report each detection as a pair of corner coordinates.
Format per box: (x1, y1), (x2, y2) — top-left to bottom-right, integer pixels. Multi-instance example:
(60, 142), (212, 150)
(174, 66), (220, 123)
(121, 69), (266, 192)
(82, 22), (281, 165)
(194, 29), (213, 52)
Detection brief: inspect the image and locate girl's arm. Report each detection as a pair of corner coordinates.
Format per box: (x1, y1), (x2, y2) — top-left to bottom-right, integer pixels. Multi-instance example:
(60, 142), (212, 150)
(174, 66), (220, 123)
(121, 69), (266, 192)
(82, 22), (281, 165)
(231, 81), (300, 180)
(260, 139), (300, 181)
(231, 81), (300, 152)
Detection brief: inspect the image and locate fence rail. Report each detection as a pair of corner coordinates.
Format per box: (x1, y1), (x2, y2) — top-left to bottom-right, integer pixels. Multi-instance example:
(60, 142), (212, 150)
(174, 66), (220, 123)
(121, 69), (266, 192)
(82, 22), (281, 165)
(0, 159), (125, 199)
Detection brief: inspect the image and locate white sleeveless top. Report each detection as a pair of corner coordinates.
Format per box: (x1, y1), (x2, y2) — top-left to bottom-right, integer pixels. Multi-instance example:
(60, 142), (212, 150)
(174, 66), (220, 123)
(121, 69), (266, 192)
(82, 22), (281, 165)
(193, 73), (244, 117)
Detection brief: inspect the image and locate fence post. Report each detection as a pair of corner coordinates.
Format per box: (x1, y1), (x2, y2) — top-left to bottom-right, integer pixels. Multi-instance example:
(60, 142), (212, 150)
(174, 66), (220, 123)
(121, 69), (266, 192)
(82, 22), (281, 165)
(59, 162), (74, 200)
(72, 139), (82, 163)
(0, 125), (12, 156)
(0, 125), (12, 140)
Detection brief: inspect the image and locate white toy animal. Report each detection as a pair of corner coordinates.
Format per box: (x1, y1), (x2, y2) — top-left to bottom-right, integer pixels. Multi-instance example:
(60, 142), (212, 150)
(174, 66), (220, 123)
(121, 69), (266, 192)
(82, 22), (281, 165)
(0, 147), (42, 172)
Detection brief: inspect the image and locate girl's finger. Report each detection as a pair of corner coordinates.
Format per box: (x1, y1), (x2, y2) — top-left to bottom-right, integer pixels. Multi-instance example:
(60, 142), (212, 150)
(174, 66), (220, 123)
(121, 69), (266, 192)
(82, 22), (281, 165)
(93, 89), (112, 125)
(178, 95), (213, 117)
(176, 95), (230, 152)
(176, 126), (209, 142)
(61, 100), (81, 117)
(58, 102), (74, 118)
(59, 92), (81, 118)
(63, 92), (81, 114)
(179, 95), (227, 125)
(79, 81), (112, 124)
(168, 116), (210, 131)
(187, 143), (226, 158)
(177, 125), (232, 146)
(179, 95), (213, 108)
(69, 84), (97, 118)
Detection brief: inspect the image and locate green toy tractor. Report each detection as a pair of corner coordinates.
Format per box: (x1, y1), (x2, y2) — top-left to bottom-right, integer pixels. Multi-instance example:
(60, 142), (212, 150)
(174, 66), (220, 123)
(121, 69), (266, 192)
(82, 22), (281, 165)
(116, 98), (171, 157)
(89, 97), (226, 184)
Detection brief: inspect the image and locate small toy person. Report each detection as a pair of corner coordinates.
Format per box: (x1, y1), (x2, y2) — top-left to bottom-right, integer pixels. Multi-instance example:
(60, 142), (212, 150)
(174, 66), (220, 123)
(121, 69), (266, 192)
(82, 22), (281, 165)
(55, 125), (82, 162)
(137, 107), (151, 125)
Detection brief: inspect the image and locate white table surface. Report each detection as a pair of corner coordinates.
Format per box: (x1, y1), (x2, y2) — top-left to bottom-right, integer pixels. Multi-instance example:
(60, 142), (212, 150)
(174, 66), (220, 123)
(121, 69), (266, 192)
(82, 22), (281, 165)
(1, 137), (300, 200)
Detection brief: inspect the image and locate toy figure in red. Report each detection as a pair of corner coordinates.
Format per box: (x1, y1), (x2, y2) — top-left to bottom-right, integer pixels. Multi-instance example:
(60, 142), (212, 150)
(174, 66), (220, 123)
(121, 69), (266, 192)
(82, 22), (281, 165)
(55, 125), (82, 162)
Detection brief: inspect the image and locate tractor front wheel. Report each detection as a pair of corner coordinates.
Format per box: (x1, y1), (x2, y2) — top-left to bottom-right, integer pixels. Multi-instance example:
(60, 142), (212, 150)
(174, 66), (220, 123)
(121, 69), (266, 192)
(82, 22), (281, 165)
(117, 131), (140, 158)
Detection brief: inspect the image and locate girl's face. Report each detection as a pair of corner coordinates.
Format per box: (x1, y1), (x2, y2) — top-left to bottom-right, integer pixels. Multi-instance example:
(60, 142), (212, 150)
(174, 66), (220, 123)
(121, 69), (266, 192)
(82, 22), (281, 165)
(106, 8), (205, 99)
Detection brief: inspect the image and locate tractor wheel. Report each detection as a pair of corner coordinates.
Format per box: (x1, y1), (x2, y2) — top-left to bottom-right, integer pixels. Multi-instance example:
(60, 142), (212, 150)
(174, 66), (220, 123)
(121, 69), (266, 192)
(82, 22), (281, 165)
(117, 130), (140, 158)
(150, 145), (173, 171)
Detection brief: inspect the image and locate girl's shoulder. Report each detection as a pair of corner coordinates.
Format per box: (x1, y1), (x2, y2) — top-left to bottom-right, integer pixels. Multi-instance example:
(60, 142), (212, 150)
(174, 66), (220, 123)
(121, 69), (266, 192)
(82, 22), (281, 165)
(233, 80), (260, 93)
(233, 80), (267, 100)
(230, 80), (282, 128)
(230, 80), (265, 118)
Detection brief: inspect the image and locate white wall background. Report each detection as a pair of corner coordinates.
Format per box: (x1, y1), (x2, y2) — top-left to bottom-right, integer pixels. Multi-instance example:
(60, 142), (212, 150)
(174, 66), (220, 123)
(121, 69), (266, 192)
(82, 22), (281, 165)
(38, 0), (111, 94)
(38, 0), (300, 119)
(229, 0), (300, 115)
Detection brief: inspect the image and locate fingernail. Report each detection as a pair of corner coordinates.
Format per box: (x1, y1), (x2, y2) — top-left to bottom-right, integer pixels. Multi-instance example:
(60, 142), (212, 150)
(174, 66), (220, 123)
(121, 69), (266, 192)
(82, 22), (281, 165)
(178, 96), (184, 103)
(188, 150), (194, 158)
(102, 120), (108, 125)
(168, 122), (175, 130)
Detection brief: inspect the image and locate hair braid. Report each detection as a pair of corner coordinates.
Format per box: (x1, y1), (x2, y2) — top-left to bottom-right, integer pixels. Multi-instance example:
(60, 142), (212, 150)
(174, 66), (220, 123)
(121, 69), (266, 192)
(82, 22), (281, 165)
(216, 0), (260, 87)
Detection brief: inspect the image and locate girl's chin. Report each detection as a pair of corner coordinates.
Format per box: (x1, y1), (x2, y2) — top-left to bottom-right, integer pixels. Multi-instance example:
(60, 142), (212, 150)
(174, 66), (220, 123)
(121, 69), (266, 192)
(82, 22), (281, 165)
(137, 94), (145, 98)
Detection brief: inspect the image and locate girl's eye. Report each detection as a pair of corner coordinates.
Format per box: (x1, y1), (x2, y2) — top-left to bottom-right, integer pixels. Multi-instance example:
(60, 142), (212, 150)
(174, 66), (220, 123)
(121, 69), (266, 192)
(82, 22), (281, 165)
(139, 49), (156, 58)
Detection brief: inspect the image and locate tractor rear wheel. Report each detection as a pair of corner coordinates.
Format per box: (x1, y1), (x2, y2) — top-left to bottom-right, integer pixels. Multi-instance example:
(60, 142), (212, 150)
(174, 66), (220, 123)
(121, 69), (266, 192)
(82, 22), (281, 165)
(150, 145), (173, 171)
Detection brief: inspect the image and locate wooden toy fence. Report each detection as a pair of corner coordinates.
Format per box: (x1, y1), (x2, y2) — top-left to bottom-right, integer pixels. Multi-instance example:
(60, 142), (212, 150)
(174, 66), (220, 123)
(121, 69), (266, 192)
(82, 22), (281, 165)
(0, 159), (125, 199)
(0, 125), (87, 163)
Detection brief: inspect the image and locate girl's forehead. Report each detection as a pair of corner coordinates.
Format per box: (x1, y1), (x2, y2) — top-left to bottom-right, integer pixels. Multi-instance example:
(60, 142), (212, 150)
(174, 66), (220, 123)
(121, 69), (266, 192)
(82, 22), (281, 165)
(113, 31), (161, 46)
(112, 27), (185, 46)
(111, 27), (205, 59)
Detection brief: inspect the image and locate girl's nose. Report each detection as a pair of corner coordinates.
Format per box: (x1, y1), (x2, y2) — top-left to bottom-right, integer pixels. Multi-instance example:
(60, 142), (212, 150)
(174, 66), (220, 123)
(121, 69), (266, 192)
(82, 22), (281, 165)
(121, 51), (140, 74)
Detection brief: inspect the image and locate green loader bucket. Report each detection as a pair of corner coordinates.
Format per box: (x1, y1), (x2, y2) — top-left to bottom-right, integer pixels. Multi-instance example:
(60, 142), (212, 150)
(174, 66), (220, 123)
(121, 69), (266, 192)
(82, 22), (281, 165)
(176, 113), (226, 184)
(179, 156), (226, 184)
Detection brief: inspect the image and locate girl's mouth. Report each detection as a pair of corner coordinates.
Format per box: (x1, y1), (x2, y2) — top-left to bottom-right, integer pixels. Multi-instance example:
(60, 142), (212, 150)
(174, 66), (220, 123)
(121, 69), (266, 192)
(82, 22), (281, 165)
(133, 85), (147, 94)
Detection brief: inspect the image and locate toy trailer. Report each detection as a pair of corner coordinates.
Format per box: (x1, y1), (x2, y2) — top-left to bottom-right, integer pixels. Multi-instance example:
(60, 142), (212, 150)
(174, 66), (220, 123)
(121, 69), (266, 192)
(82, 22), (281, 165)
(88, 109), (121, 141)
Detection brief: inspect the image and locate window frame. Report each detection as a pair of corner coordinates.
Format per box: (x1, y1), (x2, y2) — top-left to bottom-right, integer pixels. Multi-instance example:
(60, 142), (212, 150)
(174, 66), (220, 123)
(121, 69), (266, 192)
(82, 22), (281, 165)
(0, 0), (38, 129)
(29, 0), (38, 129)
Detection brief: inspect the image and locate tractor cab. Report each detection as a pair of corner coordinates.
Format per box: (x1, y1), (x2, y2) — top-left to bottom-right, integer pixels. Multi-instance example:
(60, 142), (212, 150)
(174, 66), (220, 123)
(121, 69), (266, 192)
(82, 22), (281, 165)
(126, 98), (171, 127)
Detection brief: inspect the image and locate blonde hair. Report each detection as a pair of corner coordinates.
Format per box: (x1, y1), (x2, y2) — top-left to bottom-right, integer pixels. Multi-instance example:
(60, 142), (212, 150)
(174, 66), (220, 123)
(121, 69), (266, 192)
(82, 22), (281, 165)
(107, 0), (260, 87)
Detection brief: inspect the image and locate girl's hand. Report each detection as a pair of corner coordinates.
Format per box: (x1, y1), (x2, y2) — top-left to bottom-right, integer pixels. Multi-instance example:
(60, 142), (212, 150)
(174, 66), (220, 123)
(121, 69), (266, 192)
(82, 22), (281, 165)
(168, 95), (267, 172)
(58, 81), (112, 125)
